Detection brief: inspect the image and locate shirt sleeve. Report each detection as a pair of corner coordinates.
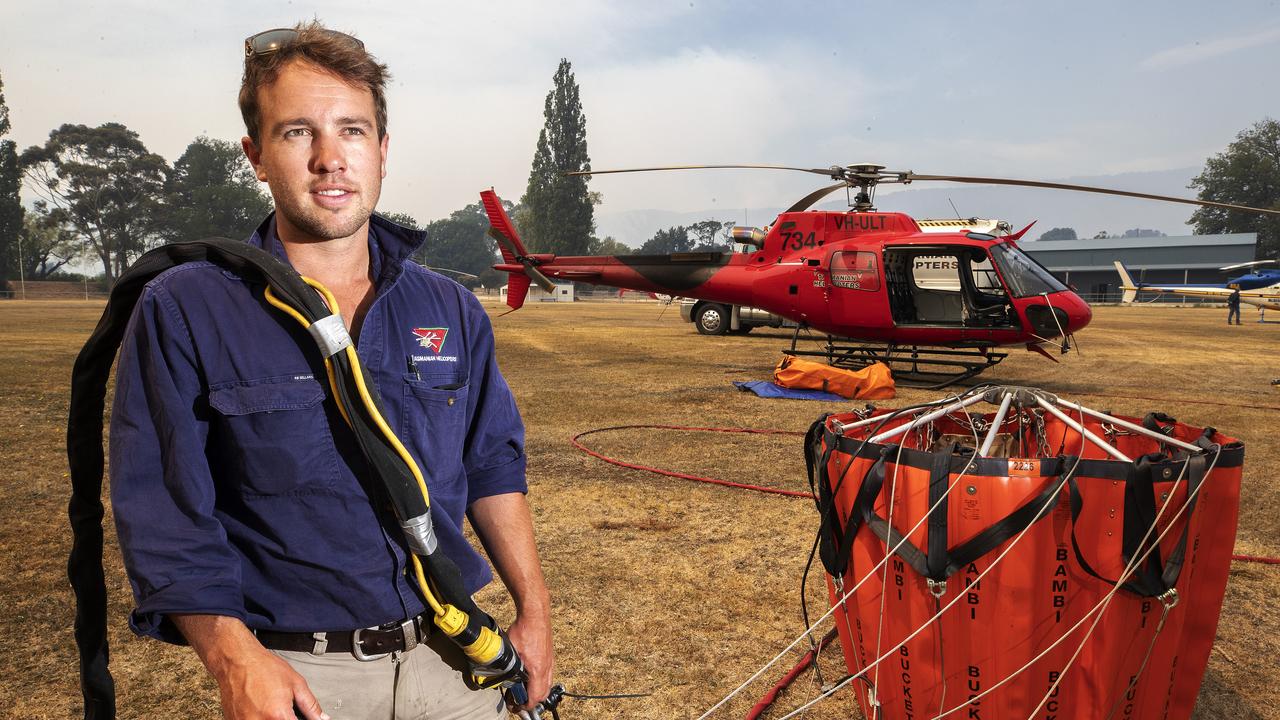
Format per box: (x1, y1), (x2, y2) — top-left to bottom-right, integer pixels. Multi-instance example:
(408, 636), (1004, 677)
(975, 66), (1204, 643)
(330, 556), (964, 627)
(109, 281), (244, 643)
(460, 295), (528, 505)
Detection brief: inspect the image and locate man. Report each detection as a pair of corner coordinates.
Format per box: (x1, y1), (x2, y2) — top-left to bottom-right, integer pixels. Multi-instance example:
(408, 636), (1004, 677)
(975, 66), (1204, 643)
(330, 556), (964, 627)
(1227, 287), (1241, 325)
(108, 22), (552, 719)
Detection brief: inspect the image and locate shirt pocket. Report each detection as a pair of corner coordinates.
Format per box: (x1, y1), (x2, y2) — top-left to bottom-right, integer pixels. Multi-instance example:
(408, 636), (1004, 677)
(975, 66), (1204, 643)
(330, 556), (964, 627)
(207, 375), (340, 496)
(401, 373), (470, 496)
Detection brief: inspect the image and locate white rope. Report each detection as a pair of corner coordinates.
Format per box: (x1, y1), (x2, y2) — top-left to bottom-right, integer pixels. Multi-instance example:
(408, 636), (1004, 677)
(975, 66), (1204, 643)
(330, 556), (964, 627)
(869, 439), (910, 702)
(1102, 596), (1177, 720)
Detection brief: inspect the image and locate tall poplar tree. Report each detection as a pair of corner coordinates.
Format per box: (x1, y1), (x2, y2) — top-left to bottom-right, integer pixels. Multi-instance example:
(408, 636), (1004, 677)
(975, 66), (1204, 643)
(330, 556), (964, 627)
(520, 59), (593, 255)
(0, 71), (25, 285)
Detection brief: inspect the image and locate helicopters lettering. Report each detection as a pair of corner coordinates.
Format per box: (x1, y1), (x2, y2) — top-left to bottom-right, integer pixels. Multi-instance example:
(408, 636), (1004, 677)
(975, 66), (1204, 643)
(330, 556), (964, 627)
(481, 163), (1280, 387)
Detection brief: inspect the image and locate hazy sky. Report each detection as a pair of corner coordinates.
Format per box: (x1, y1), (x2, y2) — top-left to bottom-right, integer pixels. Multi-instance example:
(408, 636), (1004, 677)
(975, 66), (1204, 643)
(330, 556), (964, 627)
(3, 0), (1279, 226)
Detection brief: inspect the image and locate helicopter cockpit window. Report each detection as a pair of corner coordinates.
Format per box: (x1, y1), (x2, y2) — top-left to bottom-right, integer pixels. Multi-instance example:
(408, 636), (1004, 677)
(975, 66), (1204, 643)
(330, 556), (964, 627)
(830, 251), (880, 291)
(989, 243), (1069, 297)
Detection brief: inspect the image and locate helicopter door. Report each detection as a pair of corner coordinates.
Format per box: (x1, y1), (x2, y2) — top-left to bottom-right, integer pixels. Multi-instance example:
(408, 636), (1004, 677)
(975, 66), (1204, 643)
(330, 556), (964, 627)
(882, 248), (1015, 327)
(827, 250), (889, 327)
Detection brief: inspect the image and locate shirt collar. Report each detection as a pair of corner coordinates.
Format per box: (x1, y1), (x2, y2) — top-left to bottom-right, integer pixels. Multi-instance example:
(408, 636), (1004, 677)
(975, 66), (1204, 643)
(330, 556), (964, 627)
(246, 212), (429, 283)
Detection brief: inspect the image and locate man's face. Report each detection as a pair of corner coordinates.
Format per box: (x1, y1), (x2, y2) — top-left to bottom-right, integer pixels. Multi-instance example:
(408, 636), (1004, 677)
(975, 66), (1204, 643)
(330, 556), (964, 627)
(242, 59), (389, 243)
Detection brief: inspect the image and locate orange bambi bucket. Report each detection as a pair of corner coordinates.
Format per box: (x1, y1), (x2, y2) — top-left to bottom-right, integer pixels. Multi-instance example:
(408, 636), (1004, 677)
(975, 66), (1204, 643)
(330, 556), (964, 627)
(806, 387), (1242, 719)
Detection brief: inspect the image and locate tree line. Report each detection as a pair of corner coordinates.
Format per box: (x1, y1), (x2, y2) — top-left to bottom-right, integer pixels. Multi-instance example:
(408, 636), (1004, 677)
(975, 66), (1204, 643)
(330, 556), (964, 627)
(1037, 227), (1167, 241)
(0, 62), (589, 292)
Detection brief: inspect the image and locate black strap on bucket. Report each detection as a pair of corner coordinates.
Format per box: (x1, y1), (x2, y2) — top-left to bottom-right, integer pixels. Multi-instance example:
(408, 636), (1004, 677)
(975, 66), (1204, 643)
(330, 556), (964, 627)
(808, 413), (891, 578)
(1067, 446), (1212, 598)
(858, 449), (1072, 584)
(926, 445), (955, 581)
(67, 239), (488, 719)
(805, 415), (841, 575)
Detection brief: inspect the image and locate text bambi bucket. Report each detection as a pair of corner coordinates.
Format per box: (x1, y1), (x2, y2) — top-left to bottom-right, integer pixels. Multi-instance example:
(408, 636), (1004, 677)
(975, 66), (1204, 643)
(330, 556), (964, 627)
(807, 386), (1242, 719)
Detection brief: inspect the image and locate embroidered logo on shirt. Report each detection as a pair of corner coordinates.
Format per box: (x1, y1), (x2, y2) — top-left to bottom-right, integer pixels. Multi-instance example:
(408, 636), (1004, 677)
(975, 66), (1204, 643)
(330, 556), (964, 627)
(411, 327), (449, 353)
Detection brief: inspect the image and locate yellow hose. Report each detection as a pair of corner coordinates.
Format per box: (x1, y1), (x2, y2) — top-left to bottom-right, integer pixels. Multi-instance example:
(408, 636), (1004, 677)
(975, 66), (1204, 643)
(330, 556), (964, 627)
(264, 280), (508, 668)
(263, 281), (445, 617)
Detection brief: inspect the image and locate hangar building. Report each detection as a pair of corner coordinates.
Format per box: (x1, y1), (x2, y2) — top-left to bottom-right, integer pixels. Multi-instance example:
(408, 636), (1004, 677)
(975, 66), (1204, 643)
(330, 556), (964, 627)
(1018, 233), (1258, 302)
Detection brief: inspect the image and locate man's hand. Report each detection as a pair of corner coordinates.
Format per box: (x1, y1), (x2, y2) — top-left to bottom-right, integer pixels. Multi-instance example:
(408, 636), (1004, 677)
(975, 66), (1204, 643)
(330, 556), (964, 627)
(468, 492), (555, 711)
(213, 649), (326, 720)
(172, 614), (328, 720)
(507, 610), (555, 711)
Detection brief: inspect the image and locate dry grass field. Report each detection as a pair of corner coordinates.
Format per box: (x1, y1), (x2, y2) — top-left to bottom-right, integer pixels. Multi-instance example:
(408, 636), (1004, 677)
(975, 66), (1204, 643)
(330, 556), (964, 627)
(1, 298), (1278, 719)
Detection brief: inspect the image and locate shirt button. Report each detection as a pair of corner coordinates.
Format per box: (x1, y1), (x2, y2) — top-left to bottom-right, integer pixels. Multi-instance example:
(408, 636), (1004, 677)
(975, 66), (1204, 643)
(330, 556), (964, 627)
(447, 397), (455, 406)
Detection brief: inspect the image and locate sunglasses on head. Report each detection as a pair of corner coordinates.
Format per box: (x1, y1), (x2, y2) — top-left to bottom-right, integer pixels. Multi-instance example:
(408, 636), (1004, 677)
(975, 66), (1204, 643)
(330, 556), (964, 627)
(244, 27), (365, 58)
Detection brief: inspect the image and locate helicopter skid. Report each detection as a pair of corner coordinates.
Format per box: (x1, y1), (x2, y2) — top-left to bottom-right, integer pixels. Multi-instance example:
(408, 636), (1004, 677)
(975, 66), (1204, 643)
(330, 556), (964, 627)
(785, 335), (1007, 389)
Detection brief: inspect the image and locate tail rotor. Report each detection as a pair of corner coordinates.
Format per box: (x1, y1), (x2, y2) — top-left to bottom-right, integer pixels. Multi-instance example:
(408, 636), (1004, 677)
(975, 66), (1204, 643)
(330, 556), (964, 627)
(481, 190), (557, 310)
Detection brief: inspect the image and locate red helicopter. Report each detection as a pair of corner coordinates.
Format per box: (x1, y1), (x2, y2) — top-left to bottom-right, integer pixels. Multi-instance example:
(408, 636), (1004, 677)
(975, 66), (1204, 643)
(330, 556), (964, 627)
(480, 163), (1278, 386)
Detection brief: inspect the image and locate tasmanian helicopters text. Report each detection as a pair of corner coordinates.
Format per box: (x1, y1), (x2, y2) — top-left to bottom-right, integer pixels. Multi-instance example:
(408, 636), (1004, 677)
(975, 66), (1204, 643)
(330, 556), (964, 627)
(410, 354), (458, 364)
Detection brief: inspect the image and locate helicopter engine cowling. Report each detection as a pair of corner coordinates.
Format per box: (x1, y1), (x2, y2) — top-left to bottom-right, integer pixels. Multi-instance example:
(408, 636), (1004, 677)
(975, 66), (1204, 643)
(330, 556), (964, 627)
(729, 226), (767, 249)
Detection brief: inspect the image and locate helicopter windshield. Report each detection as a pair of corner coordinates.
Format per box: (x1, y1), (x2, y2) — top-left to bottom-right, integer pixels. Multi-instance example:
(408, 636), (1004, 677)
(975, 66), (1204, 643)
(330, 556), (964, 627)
(989, 243), (1069, 298)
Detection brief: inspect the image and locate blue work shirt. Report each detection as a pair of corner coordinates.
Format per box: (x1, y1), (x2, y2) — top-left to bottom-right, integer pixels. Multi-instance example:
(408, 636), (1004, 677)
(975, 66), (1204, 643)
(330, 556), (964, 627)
(109, 213), (526, 642)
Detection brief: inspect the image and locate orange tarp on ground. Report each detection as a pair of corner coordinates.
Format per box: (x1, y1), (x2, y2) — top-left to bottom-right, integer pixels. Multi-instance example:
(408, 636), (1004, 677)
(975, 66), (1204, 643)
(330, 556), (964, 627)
(773, 355), (895, 400)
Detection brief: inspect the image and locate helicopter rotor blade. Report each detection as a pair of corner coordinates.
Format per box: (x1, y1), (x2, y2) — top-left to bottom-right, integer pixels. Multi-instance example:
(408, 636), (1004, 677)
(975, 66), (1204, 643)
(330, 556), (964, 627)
(425, 266), (479, 280)
(487, 226), (521, 258)
(486, 228), (558, 293)
(563, 163), (1280, 217)
(1219, 259), (1278, 271)
(566, 164), (836, 178)
(785, 183), (848, 213)
(906, 173), (1280, 216)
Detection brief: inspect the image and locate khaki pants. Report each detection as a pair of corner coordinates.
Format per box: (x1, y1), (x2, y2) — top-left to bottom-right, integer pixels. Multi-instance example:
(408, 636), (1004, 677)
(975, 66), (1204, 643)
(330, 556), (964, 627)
(272, 631), (507, 720)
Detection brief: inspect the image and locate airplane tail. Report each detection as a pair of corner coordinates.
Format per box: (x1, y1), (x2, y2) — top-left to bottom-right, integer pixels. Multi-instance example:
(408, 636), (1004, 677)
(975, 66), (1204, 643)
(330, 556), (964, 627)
(480, 189), (555, 310)
(1112, 261), (1139, 303)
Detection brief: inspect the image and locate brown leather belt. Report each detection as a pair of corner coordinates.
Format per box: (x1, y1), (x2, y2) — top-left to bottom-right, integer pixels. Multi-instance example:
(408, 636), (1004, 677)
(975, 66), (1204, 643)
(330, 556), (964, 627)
(255, 613), (431, 661)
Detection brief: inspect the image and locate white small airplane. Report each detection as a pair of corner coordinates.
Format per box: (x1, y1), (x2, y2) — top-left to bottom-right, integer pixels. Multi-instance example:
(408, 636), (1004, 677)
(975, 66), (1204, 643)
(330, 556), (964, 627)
(1113, 260), (1280, 321)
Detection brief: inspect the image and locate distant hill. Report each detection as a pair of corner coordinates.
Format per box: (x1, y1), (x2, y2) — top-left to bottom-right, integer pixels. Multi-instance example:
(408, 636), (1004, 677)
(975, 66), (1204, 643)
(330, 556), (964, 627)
(595, 167), (1201, 247)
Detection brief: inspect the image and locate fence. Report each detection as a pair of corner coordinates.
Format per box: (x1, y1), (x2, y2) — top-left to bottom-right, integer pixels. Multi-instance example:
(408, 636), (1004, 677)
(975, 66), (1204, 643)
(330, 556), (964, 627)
(1, 280), (110, 300)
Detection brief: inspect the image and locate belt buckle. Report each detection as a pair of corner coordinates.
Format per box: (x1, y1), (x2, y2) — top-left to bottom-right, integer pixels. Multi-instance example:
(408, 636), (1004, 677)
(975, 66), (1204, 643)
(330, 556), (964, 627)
(351, 626), (392, 662)
(351, 618), (418, 661)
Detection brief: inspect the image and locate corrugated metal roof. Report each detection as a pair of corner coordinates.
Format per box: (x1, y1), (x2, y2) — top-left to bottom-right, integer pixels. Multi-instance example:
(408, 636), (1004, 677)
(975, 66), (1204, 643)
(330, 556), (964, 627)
(1019, 233), (1255, 251)
(1051, 263), (1228, 272)
(1020, 233), (1257, 272)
